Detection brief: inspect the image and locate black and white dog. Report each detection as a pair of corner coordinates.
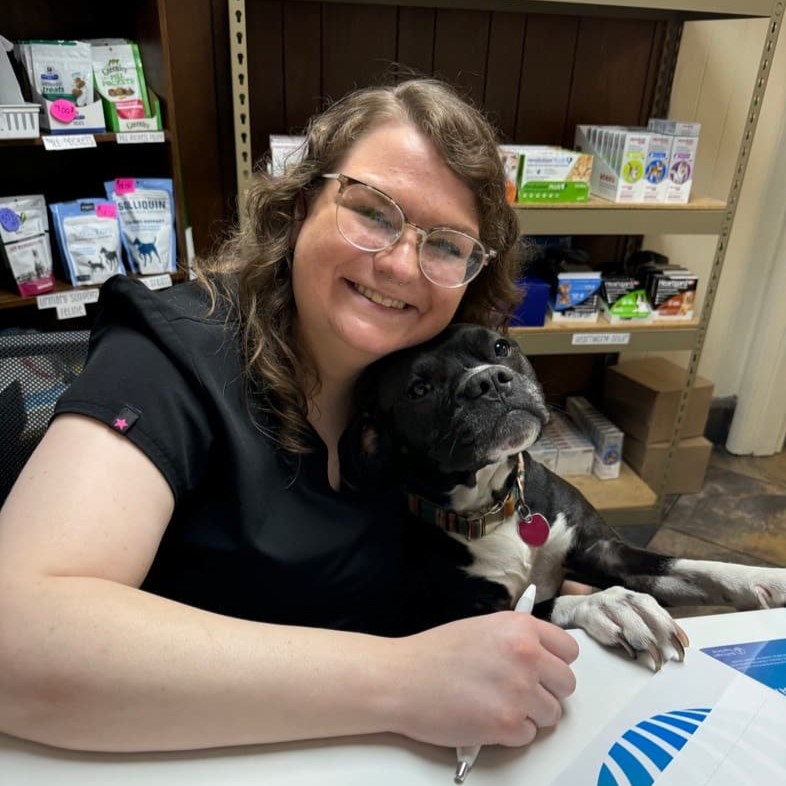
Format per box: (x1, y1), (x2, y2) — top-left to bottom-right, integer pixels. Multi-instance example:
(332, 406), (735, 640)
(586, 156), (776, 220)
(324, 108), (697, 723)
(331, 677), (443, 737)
(342, 324), (786, 668)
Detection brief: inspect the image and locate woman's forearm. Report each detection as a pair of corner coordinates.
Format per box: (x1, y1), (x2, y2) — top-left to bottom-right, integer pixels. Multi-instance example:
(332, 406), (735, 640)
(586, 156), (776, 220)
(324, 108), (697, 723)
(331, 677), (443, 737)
(0, 573), (395, 752)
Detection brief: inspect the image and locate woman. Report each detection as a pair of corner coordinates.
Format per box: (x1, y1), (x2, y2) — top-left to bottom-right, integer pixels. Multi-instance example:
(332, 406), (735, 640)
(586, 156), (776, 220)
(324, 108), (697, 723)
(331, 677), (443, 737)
(0, 79), (577, 753)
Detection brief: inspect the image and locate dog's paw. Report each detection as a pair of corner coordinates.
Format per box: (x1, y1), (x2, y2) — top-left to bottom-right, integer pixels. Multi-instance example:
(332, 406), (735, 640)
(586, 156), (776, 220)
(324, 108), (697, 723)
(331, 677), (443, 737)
(552, 586), (689, 671)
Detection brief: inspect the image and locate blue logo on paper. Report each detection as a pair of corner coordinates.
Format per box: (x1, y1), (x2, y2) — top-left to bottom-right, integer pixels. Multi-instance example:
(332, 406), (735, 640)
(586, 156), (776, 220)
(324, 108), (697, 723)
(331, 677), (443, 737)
(701, 638), (786, 694)
(597, 707), (712, 786)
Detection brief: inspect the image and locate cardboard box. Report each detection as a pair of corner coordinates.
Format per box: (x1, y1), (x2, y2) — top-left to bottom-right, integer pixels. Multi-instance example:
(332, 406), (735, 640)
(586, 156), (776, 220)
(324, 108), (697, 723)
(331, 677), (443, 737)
(603, 357), (713, 443)
(624, 435), (713, 495)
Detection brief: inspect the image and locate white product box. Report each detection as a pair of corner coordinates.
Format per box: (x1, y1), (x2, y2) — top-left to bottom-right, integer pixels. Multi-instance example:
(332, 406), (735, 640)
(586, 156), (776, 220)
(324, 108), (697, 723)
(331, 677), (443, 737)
(565, 396), (623, 480)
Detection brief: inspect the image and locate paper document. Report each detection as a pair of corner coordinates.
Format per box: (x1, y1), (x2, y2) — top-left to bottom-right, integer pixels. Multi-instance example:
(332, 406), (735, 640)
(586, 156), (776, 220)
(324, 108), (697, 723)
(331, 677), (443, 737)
(550, 638), (786, 786)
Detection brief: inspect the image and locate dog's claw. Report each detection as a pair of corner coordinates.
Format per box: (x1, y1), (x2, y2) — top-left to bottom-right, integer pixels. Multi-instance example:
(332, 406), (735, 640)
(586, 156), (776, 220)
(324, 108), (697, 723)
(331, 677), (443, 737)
(647, 642), (664, 672)
(670, 632), (686, 662)
(617, 638), (637, 659)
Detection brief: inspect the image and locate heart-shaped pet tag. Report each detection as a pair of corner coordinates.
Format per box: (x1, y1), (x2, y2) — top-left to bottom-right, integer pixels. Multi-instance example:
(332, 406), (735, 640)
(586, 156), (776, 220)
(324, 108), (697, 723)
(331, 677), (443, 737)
(517, 512), (550, 546)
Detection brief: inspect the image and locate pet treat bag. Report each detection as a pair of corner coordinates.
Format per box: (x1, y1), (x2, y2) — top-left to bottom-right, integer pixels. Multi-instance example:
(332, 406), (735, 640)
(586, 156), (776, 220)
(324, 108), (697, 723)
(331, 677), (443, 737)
(0, 194), (55, 296)
(50, 199), (125, 287)
(91, 41), (152, 129)
(20, 40), (93, 106)
(105, 178), (176, 275)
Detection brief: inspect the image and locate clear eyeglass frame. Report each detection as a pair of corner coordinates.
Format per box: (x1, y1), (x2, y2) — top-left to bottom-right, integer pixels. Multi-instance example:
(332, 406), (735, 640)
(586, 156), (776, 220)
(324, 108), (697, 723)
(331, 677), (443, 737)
(322, 173), (497, 289)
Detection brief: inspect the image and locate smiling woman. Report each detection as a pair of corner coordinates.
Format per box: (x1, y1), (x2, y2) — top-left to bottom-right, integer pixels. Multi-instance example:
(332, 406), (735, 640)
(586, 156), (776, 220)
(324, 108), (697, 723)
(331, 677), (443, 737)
(0, 78), (581, 756)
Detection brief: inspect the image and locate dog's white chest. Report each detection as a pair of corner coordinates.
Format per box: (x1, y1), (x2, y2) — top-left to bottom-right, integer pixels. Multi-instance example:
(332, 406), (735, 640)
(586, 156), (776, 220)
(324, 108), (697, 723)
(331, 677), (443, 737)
(455, 512), (572, 603)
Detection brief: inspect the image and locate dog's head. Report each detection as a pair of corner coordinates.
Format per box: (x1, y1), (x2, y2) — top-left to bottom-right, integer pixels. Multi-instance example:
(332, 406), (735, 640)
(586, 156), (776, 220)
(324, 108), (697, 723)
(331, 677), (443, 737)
(341, 324), (549, 501)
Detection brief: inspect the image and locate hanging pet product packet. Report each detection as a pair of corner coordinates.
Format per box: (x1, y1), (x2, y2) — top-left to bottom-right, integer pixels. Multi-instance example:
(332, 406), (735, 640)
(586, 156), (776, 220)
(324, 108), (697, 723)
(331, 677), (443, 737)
(49, 198), (125, 287)
(105, 178), (176, 275)
(90, 40), (155, 130)
(0, 194), (55, 296)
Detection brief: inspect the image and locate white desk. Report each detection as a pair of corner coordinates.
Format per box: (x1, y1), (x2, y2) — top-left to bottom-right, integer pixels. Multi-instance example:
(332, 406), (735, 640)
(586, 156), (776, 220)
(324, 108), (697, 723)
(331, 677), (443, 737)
(1, 608), (784, 785)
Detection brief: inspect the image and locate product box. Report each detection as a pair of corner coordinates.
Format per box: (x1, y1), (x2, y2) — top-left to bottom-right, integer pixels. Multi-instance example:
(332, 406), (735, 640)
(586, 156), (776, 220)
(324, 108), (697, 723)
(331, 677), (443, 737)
(527, 430), (558, 472)
(542, 411), (594, 477)
(600, 273), (653, 322)
(15, 39), (106, 134)
(269, 134), (306, 176)
(574, 125), (649, 203)
(623, 435), (713, 495)
(647, 119), (701, 204)
(549, 269), (601, 323)
(646, 268), (698, 320)
(566, 396), (623, 480)
(603, 357), (714, 444)
(498, 145), (592, 203)
(511, 276), (550, 327)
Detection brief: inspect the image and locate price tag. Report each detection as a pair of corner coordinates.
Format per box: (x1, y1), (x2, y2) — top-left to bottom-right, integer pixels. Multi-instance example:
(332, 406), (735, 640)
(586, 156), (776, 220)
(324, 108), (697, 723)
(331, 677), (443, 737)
(572, 333), (631, 347)
(96, 203), (118, 219)
(42, 134), (97, 151)
(114, 178), (136, 195)
(116, 131), (165, 145)
(139, 273), (173, 290)
(49, 99), (77, 124)
(56, 302), (87, 320)
(37, 288), (100, 310)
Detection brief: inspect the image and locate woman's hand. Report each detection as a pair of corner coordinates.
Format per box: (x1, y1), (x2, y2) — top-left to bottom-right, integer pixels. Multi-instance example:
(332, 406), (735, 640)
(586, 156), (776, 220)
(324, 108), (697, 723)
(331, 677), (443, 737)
(384, 611), (579, 748)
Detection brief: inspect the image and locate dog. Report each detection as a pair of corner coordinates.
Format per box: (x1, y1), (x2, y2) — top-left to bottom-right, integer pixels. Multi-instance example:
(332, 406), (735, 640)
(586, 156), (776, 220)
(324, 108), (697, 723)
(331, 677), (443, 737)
(341, 324), (786, 669)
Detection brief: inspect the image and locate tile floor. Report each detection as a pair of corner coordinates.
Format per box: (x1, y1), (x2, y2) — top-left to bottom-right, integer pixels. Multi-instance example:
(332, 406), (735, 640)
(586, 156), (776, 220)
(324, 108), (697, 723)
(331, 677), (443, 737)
(629, 447), (786, 616)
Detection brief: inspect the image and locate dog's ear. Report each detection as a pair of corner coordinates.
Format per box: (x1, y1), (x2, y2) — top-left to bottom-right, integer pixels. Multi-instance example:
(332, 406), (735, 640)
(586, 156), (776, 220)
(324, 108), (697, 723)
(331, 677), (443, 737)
(339, 409), (398, 495)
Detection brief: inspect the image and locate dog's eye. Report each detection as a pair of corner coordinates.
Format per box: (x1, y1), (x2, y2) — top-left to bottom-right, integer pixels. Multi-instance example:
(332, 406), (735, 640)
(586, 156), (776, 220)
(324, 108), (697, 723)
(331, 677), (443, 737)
(494, 339), (512, 357)
(407, 380), (431, 399)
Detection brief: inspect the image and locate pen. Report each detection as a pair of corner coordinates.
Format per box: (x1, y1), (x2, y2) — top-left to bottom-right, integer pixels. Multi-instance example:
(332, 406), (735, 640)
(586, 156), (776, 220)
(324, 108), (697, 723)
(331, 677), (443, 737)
(454, 583), (537, 784)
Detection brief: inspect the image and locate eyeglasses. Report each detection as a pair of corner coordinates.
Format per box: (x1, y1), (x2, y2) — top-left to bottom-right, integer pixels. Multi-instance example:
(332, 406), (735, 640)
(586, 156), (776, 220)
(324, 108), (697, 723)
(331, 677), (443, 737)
(322, 173), (496, 289)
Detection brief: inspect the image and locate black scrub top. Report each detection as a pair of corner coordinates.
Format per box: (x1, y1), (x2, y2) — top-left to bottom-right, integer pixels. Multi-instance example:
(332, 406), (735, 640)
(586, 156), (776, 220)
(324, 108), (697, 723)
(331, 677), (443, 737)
(54, 275), (415, 635)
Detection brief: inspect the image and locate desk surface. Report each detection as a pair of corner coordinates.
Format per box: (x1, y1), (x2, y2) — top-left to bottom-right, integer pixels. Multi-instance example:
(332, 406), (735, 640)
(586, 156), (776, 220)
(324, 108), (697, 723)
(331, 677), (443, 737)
(2, 608), (784, 785)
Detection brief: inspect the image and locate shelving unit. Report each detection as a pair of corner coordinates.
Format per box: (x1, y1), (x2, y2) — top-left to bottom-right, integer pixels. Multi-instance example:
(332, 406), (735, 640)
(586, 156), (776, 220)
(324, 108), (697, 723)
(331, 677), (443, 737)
(230, 0), (782, 526)
(0, 0), (231, 325)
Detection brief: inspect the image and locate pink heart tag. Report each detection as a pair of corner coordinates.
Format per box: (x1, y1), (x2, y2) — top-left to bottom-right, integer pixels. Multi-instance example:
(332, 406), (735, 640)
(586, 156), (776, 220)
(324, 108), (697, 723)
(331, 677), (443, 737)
(517, 513), (550, 546)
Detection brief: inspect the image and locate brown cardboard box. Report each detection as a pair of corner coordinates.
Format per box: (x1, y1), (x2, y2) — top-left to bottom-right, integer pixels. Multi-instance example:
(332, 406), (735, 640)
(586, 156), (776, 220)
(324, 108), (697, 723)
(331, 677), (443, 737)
(603, 357), (713, 443)
(623, 435), (713, 494)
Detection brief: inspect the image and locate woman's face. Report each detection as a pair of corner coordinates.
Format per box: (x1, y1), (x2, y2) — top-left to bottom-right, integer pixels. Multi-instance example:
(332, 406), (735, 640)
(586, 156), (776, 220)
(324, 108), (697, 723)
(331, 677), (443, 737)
(291, 119), (479, 381)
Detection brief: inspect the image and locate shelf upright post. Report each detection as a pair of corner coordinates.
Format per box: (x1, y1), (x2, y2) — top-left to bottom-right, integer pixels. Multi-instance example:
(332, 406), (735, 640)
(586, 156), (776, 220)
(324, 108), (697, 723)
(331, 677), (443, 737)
(229, 0), (253, 226)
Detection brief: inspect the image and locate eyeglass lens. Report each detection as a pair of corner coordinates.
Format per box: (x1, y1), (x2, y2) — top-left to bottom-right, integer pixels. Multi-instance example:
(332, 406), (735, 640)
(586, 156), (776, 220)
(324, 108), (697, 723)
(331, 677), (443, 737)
(336, 181), (485, 288)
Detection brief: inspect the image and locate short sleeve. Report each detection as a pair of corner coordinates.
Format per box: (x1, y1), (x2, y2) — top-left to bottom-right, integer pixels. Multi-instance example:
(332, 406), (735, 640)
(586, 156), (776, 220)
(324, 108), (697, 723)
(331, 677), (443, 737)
(53, 276), (228, 501)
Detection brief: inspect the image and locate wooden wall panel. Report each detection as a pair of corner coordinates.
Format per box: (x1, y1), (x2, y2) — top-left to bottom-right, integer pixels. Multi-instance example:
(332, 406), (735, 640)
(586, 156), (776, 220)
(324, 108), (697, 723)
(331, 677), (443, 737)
(283, 1), (323, 130)
(432, 9), (490, 103)
(321, 4), (398, 101)
(515, 15), (580, 145)
(484, 12), (528, 140)
(397, 7), (437, 77)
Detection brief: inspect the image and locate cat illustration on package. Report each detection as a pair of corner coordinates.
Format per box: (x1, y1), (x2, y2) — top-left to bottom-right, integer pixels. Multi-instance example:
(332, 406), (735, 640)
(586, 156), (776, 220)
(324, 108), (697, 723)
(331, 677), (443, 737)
(104, 178), (176, 275)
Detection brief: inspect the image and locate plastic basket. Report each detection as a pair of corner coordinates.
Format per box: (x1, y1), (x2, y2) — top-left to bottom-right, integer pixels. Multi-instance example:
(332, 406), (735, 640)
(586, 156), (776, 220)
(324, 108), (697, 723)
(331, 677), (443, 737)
(0, 103), (40, 140)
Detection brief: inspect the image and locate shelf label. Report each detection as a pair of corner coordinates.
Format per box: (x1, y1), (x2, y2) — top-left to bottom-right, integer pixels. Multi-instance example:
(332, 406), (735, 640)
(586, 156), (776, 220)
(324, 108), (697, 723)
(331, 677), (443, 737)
(116, 131), (165, 145)
(139, 273), (173, 290)
(37, 288), (100, 310)
(42, 134), (97, 151)
(56, 302), (87, 320)
(572, 332), (631, 347)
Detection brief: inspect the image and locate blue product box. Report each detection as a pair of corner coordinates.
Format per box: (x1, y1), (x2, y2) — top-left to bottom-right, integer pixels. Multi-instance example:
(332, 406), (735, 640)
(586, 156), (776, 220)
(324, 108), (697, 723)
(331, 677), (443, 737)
(511, 277), (550, 327)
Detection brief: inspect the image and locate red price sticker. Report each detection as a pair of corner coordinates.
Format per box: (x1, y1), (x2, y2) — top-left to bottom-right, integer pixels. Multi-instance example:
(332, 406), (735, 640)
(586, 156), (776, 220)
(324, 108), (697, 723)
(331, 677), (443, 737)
(114, 178), (136, 195)
(49, 99), (77, 124)
(96, 203), (118, 219)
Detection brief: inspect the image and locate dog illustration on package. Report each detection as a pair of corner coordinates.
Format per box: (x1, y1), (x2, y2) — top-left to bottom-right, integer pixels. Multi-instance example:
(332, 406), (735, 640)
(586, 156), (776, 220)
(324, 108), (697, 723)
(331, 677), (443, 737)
(105, 178), (177, 275)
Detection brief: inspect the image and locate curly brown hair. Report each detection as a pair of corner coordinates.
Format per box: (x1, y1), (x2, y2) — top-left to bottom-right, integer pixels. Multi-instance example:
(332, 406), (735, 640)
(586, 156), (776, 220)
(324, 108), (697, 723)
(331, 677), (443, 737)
(197, 78), (523, 452)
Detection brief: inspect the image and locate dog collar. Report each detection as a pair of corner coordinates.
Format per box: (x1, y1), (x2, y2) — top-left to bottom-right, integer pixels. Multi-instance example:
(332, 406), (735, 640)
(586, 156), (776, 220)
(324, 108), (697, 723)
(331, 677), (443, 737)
(407, 454), (551, 545)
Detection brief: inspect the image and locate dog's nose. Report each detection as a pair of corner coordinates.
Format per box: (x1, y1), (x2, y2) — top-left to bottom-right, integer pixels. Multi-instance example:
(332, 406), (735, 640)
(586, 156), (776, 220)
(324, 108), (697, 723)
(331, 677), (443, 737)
(458, 366), (514, 400)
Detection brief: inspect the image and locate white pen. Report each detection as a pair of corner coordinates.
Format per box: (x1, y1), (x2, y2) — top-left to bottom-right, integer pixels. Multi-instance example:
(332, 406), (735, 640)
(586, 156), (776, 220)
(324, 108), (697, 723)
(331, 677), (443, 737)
(454, 583), (538, 784)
